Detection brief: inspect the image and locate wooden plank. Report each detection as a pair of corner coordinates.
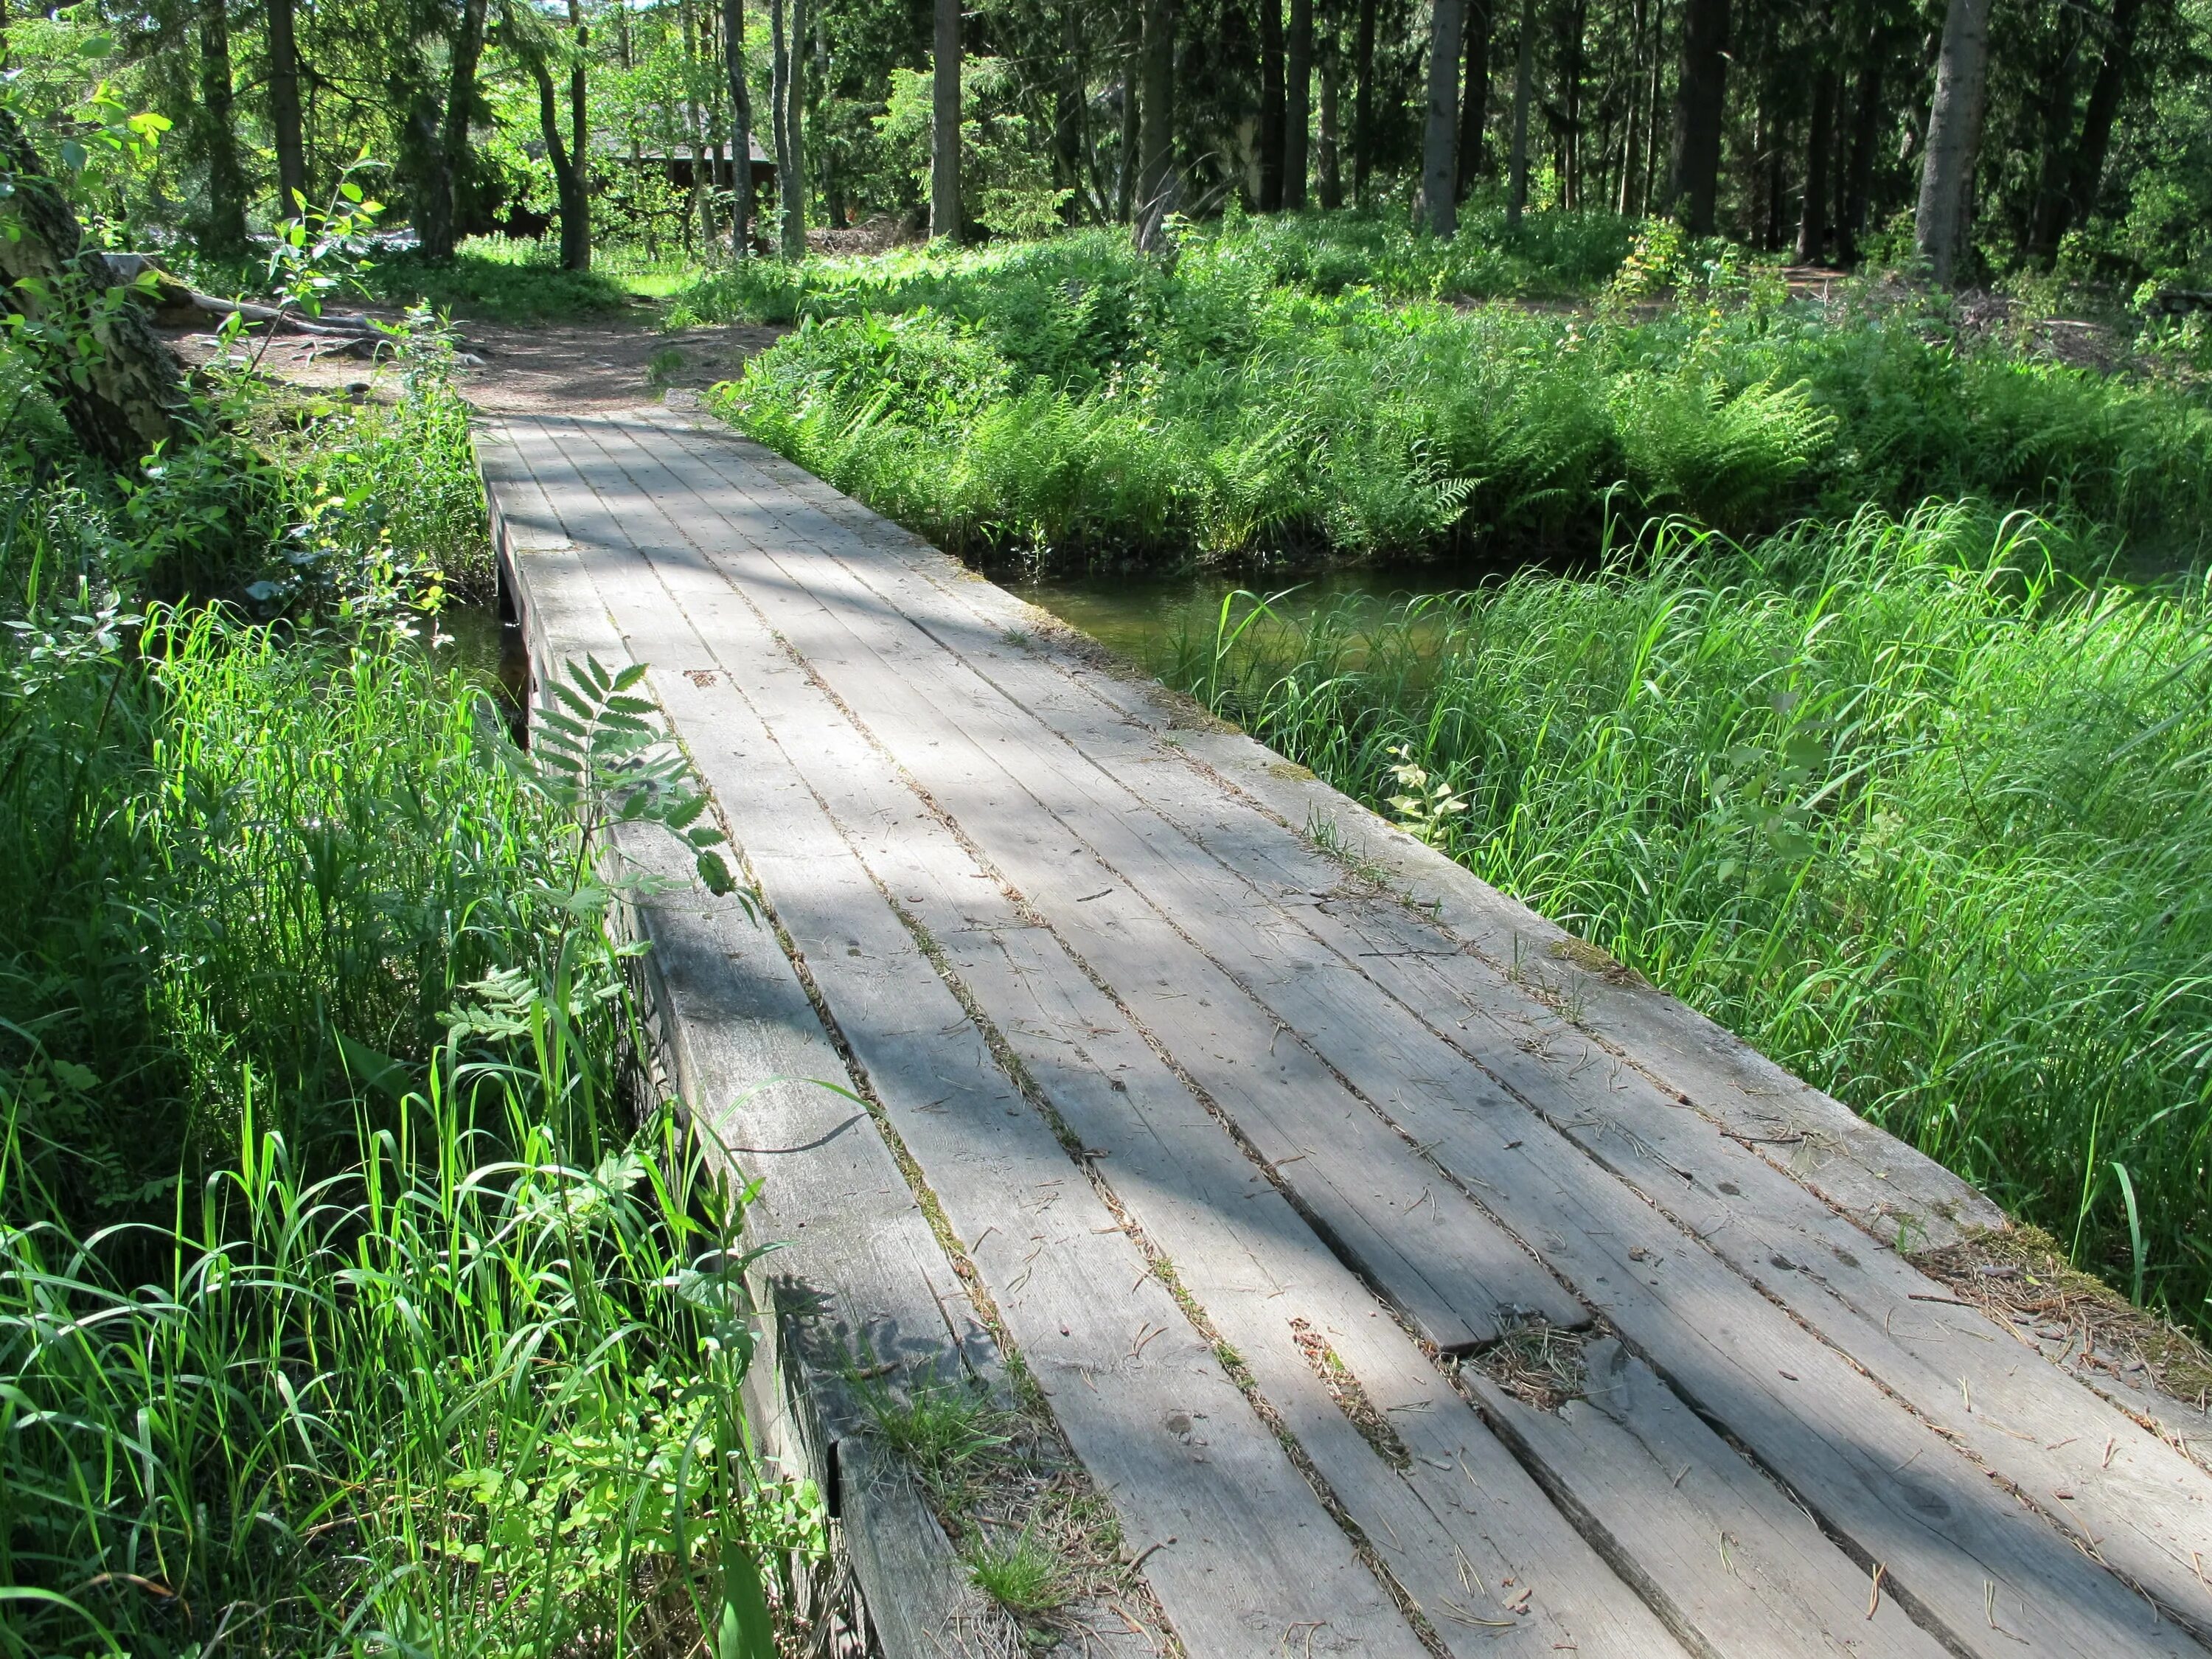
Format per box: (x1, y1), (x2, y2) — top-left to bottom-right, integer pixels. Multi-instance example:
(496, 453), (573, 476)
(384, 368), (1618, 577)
(1467, 1340), (1952, 1659)
(681, 412), (2006, 1257)
(567, 464), (1697, 1658)
(600, 420), (2207, 1659)
(607, 417), (1587, 1356)
(832, 591), (2212, 1644)
(513, 415), (1432, 1659)
(673, 417), (2212, 1640)
(481, 431), (1020, 1659)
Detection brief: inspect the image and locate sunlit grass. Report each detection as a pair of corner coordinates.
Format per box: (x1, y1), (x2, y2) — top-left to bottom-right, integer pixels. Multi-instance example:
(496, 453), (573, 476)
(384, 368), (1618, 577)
(1171, 502), (2212, 1333)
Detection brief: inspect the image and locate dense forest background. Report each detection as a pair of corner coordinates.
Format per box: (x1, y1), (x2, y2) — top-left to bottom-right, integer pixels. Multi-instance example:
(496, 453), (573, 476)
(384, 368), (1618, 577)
(6, 0), (2209, 292)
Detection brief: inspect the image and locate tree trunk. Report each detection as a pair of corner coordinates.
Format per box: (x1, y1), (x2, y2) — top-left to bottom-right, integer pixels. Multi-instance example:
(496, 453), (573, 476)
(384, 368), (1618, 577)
(1641, 0), (1665, 213)
(781, 0), (807, 257)
(1839, 34), (1881, 262)
(562, 0), (590, 269)
(198, 0), (248, 256)
(1284, 0), (1312, 207)
(268, 0), (306, 216)
(2041, 0), (2144, 262)
(1318, 24), (1342, 207)
(1914, 0), (1991, 285)
(1419, 0), (1464, 234)
(1557, 0), (1584, 208)
(1661, 0), (1727, 233)
(1056, 2), (1085, 215)
(1506, 0), (1533, 228)
(1118, 22), (1141, 223)
(724, 0), (754, 256)
(1352, 0), (1375, 204)
(931, 0), (961, 238)
(1795, 49), (1836, 262)
(525, 43), (587, 271)
(421, 0), (489, 260)
(1614, 0), (1641, 211)
(1135, 0), (1176, 246)
(1457, 0), (1490, 198)
(1259, 0), (1285, 209)
(0, 108), (184, 467)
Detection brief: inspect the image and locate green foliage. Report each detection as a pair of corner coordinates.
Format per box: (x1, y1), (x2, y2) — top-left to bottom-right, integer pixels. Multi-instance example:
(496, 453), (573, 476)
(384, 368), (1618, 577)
(964, 1530), (1069, 1615)
(695, 221), (2212, 569)
(363, 238), (650, 323)
(0, 164), (801, 1655)
(878, 56), (1068, 240)
(1168, 504), (2212, 1333)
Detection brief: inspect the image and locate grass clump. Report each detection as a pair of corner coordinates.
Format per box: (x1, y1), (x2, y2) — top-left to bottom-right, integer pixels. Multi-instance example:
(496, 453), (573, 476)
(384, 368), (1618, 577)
(695, 217), (2212, 573)
(863, 1384), (1133, 1639)
(964, 1530), (1070, 1616)
(0, 317), (813, 1652)
(1171, 502), (2212, 1335)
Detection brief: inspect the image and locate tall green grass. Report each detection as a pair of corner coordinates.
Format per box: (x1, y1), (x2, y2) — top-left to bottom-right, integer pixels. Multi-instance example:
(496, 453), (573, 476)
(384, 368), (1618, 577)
(1, 333), (812, 1652)
(696, 218), (2212, 571)
(1171, 503), (2212, 1330)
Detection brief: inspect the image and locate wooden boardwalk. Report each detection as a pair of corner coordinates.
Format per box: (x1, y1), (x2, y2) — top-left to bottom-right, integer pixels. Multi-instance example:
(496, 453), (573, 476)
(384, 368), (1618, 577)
(478, 408), (2212, 1659)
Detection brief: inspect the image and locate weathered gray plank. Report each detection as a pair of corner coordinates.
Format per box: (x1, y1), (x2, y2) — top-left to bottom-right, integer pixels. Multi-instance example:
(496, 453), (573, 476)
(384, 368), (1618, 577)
(494, 425), (1141, 1659)
(608, 417), (2206, 1658)
(514, 414), (1430, 1659)
(1467, 1340), (1952, 1658)
(684, 414), (2212, 1640)
(613, 419), (1588, 1356)
(570, 459), (1695, 1657)
(707, 412), (2003, 1254)
(482, 425), (1018, 1659)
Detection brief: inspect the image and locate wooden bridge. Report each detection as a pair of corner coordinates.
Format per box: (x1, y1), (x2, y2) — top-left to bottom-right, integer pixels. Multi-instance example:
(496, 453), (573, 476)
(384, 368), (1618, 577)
(477, 408), (2212, 1659)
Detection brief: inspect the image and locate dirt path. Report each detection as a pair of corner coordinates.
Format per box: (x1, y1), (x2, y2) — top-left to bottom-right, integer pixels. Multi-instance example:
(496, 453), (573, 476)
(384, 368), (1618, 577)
(161, 311), (789, 413)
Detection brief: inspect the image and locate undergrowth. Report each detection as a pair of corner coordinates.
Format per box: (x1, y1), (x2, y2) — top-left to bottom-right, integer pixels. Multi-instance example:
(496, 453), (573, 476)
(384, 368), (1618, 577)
(689, 218), (2212, 573)
(0, 316), (812, 1653)
(1169, 502), (2212, 1335)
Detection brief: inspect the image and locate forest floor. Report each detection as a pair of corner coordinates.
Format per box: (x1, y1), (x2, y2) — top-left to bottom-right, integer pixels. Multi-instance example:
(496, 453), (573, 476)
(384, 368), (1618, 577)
(160, 311), (790, 411)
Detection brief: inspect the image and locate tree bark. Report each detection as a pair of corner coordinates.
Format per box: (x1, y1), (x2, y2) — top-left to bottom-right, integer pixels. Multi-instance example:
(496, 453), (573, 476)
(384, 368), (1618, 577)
(1661, 0), (1727, 233)
(0, 108), (184, 467)
(1557, 0), (1585, 207)
(563, 0), (590, 269)
(1839, 32), (1882, 262)
(1317, 21), (1342, 206)
(1284, 0), (1312, 207)
(524, 44), (586, 270)
(2037, 0), (2144, 262)
(931, 0), (961, 238)
(198, 0), (248, 256)
(782, 0), (807, 256)
(1641, 0), (1665, 213)
(1056, 2), (1085, 215)
(1135, 0), (1176, 246)
(1795, 43), (1837, 262)
(267, 0), (306, 217)
(724, 0), (754, 255)
(1506, 0), (1533, 228)
(1419, 0), (1464, 234)
(1458, 0), (1490, 198)
(1613, 0), (1641, 211)
(421, 0), (489, 260)
(1117, 21), (1141, 223)
(1259, 0), (1285, 209)
(1352, 0), (1375, 204)
(1914, 0), (1992, 284)
(771, 0), (806, 257)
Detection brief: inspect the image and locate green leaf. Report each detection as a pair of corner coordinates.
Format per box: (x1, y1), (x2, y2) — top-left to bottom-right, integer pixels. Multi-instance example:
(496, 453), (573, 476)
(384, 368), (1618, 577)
(696, 850), (736, 895)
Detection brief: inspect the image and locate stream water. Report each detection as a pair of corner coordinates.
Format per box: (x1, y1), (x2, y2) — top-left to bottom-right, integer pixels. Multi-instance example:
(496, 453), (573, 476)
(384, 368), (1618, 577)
(994, 554), (1509, 673)
(435, 551), (1504, 730)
